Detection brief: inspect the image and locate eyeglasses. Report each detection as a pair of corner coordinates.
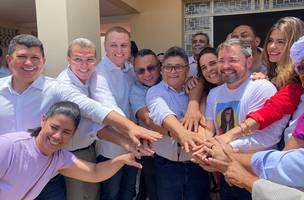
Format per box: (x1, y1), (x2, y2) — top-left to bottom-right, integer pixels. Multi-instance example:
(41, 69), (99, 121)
(162, 64), (188, 72)
(295, 63), (304, 75)
(71, 57), (96, 65)
(135, 65), (158, 75)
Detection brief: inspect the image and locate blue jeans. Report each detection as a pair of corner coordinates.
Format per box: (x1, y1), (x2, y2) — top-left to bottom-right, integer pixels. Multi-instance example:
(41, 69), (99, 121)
(35, 174), (66, 200)
(97, 155), (138, 200)
(220, 174), (252, 200)
(154, 155), (210, 200)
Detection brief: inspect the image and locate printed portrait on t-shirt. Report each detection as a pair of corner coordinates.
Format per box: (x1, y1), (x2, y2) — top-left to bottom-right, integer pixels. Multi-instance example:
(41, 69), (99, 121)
(215, 101), (240, 134)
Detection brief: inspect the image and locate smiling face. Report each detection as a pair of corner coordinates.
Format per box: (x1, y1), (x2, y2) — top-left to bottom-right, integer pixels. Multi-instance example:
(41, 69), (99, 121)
(36, 114), (76, 156)
(266, 29), (287, 64)
(134, 55), (160, 87)
(67, 45), (96, 84)
(199, 52), (222, 85)
(192, 34), (209, 57)
(6, 44), (45, 91)
(218, 45), (251, 89)
(105, 31), (131, 68)
(231, 25), (260, 50)
(162, 56), (189, 92)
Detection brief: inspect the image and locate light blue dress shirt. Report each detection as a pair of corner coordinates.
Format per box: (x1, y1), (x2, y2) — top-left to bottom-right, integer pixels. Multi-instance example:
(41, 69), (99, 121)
(129, 80), (149, 122)
(251, 148), (304, 187)
(146, 80), (191, 161)
(0, 67), (10, 78)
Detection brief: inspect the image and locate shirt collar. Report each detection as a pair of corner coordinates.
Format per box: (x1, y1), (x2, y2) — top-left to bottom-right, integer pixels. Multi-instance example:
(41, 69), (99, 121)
(0, 75), (45, 94)
(66, 66), (90, 88)
(102, 56), (133, 73)
(0, 75), (12, 91)
(30, 75), (45, 90)
(161, 80), (185, 94)
(135, 80), (149, 90)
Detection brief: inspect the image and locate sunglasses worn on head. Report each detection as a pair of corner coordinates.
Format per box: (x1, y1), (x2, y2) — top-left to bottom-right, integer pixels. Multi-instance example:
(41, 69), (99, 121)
(135, 65), (158, 75)
(295, 63), (304, 76)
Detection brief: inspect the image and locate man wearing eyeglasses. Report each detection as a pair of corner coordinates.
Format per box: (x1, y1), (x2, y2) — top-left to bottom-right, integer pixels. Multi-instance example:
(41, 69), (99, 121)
(56, 38), (109, 200)
(146, 46), (212, 200)
(129, 49), (164, 200)
(188, 32), (210, 77)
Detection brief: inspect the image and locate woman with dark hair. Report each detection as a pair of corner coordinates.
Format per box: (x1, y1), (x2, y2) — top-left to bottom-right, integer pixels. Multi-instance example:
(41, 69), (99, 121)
(0, 101), (141, 200)
(196, 47), (223, 113)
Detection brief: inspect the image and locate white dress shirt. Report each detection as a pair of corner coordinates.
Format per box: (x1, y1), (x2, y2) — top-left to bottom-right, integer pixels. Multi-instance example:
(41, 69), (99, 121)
(0, 75), (112, 135)
(57, 67), (103, 151)
(146, 80), (191, 162)
(91, 56), (136, 158)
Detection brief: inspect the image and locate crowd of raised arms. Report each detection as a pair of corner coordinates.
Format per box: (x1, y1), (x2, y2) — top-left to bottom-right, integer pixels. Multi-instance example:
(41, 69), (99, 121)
(1, 16), (304, 200)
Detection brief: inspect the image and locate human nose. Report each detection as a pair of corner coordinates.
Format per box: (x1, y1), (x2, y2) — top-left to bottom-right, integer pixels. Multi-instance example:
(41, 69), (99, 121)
(269, 41), (276, 49)
(24, 57), (34, 65)
(52, 131), (63, 140)
(219, 60), (229, 70)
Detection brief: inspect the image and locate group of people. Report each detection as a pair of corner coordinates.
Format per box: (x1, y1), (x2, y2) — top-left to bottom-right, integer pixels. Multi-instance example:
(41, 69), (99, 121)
(0, 15), (304, 200)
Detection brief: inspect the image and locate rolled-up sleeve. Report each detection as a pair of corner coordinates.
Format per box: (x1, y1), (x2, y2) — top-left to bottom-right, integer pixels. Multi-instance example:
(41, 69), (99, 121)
(251, 149), (304, 187)
(54, 81), (116, 124)
(146, 87), (175, 126)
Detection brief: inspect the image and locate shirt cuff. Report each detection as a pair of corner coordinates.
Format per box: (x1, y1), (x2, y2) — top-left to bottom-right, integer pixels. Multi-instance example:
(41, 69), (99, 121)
(251, 150), (275, 179)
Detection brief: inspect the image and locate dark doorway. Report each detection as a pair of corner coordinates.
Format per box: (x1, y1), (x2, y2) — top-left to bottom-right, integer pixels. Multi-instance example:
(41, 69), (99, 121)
(213, 9), (304, 47)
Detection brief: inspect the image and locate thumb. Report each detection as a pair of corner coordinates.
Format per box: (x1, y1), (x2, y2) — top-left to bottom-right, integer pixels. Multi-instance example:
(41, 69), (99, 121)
(130, 135), (141, 147)
(126, 160), (142, 169)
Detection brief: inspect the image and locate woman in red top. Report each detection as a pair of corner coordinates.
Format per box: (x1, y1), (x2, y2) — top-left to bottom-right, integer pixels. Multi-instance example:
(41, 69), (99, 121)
(217, 17), (304, 143)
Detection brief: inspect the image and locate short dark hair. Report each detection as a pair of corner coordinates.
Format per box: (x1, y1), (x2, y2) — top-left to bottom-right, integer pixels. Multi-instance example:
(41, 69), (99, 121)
(233, 24), (258, 37)
(192, 32), (210, 45)
(29, 101), (81, 137)
(8, 34), (44, 57)
(134, 49), (159, 68)
(131, 41), (139, 58)
(135, 48), (157, 59)
(163, 46), (189, 65)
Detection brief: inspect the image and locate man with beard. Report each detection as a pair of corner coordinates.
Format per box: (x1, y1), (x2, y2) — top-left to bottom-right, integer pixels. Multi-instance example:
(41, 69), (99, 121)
(204, 38), (288, 200)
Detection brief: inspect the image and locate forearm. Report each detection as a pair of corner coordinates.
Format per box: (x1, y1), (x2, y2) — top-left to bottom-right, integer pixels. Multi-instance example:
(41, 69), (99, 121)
(93, 156), (126, 182)
(186, 79), (203, 115)
(188, 79), (203, 103)
(284, 136), (304, 150)
(163, 115), (186, 142)
(97, 126), (133, 151)
(103, 111), (137, 136)
(60, 157), (125, 183)
(137, 108), (168, 135)
(246, 83), (303, 129)
(243, 175), (259, 192)
(224, 118), (260, 141)
(231, 153), (254, 173)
